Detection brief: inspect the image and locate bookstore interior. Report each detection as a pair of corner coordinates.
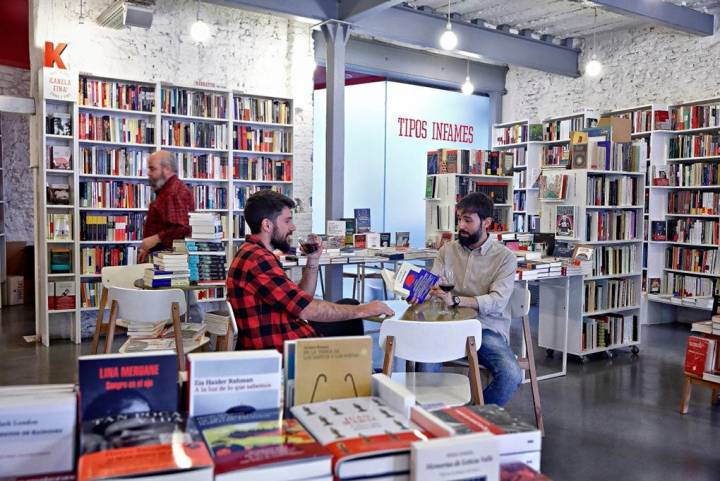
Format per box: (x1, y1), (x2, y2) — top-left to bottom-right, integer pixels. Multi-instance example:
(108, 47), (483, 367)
(2, 1), (720, 481)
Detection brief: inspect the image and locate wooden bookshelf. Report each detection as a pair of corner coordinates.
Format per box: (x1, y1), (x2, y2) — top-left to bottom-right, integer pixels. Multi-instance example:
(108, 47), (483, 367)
(35, 72), (294, 346)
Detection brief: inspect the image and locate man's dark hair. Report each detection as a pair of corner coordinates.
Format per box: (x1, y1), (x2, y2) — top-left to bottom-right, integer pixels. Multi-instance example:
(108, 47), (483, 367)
(456, 192), (494, 219)
(244, 190), (295, 234)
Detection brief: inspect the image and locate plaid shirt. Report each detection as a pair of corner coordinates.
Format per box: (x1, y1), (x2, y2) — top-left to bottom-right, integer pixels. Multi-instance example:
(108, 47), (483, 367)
(227, 235), (316, 351)
(143, 175), (195, 250)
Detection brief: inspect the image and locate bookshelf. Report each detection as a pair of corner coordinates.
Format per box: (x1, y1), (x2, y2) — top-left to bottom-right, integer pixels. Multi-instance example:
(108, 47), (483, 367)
(0, 116), (5, 306)
(643, 97), (720, 319)
(536, 120), (644, 359)
(424, 148), (513, 245)
(35, 71), (294, 346)
(491, 119), (543, 233)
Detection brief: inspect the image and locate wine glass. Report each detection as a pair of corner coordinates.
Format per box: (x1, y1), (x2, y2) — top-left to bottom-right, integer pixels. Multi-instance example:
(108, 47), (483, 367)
(298, 234), (320, 255)
(438, 268), (455, 313)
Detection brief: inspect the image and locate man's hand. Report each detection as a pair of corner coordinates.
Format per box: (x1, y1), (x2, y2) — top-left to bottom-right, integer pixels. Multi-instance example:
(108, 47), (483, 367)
(139, 234), (161, 263)
(360, 300), (395, 318)
(301, 233), (323, 265)
(429, 286), (453, 306)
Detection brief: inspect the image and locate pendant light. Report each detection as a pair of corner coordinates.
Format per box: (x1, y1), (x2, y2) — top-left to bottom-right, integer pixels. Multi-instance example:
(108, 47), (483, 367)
(585, 8), (603, 77)
(439, 0), (458, 50)
(191, 1), (212, 43)
(461, 60), (474, 95)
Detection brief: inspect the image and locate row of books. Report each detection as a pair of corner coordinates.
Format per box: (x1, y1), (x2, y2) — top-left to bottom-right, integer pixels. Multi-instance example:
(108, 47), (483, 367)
(542, 144), (568, 167)
(80, 146), (149, 176)
(197, 286), (226, 301)
(80, 212), (145, 241)
(161, 87), (228, 118)
(666, 218), (719, 245)
(587, 175), (642, 206)
(234, 184), (290, 210)
(513, 191), (526, 211)
(582, 314), (638, 351)
(81, 245), (137, 274)
(513, 213), (540, 233)
(667, 191), (719, 215)
(234, 96), (291, 124)
(78, 113), (155, 144)
(80, 279), (101, 308)
(584, 278), (639, 313)
(672, 103), (720, 130)
(544, 116), (586, 142)
(232, 125), (292, 152)
(47, 281), (76, 310)
(585, 210), (639, 242)
(665, 246), (720, 275)
(511, 146), (527, 167)
(192, 185), (227, 210)
(78, 78), (155, 112)
(46, 112), (72, 136)
(427, 149), (513, 176)
(177, 152), (228, 180)
(457, 178), (509, 204)
(668, 133), (720, 158)
(513, 169), (528, 189)
(616, 109), (653, 134)
(590, 244), (639, 277)
(79, 180), (153, 209)
(47, 213), (72, 241)
(161, 120), (228, 149)
(660, 272), (714, 298)
(573, 140), (644, 172)
(233, 156), (292, 181)
(654, 162), (720, 187)
(494, 123), (535, 145)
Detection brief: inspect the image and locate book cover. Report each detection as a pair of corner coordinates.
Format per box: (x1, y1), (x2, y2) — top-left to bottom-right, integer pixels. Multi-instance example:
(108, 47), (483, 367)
(651, 221), (667, 241)
(54, 281), (76, 310)
(652, 166), (670, 186)
(395, 232), (410, 248)
(187, 350), (282, 417)
(571, 143), (588, 169)
(411, 434), (498, 481)
(648, 278), (661, 294)
(555, 206), (576, 238)
(0, 388), (77, 478)
(427, 151), (439, 175)
(354, 233), (367, 249)
(50, 146), (72, 170)
(537, 173), (567, 200)
(292, 336), (372, 406)
(684, 336), (716, 376)
(387, 262), (439, 303)
(367, 232), (381, 248)
(194, 409), (331, 481)
(380, 233), (392, 247)
(354, 208), (371, 233)
(78, 351), (178, 421)
(528, 124), (543, 142)
(341, 218), (356, 247)
(500, 462), (552, 481)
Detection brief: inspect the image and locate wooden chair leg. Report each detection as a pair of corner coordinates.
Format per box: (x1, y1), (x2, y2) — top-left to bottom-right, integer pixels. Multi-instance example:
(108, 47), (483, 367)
(90, 287), (108, 355)
(382, 336), (395, 375)
(318, 267), (325, 299)
(172, 302), (186, 372)
(104, 299), (119, 354)
(522, 314), (544, 434)
(680, 376), (692, 414)
(466, 336), (484, 406)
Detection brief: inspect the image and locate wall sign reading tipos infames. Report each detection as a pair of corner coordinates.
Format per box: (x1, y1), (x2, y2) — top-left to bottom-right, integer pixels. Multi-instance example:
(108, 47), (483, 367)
(396, 116), (475, 143)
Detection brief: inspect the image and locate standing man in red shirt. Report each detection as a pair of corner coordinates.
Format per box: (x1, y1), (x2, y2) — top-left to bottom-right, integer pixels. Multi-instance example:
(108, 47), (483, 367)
(139, 150), (195, 261)
(227, 190), (394, 351)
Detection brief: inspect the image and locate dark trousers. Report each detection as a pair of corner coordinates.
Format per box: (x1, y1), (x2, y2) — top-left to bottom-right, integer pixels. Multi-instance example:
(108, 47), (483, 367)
(309, 298), (365, 337)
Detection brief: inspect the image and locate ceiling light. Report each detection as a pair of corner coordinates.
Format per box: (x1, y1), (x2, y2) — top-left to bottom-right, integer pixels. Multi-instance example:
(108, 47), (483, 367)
(461, 61), (473, 95)
(191, 20), (211, 42)
(585, 55), (602, 77)
(438, 0), (458, 50)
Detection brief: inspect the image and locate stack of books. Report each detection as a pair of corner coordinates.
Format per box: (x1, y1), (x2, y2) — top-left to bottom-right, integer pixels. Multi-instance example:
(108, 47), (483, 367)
(185, 242), (227, 284)
(162, 322), (207, 343)
(145, 251), (190, 287)
(126, 319), (166, 338)
(189, 212), (224, 240)
(205, 309), (231, 336)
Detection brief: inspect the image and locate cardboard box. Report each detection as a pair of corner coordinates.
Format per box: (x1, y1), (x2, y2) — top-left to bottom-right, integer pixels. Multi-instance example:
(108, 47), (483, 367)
(7, 276), (24, 305)
(598, 116), (632, 143)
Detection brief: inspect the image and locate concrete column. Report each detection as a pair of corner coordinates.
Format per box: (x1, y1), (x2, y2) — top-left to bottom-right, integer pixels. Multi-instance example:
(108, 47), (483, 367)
(488, 91), (503, 147)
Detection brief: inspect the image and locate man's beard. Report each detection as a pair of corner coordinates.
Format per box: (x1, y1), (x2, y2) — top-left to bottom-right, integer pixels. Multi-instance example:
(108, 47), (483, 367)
(270, 228), (292, 253)
(150, 175), (167, 192)
(458, 227), (482, 247)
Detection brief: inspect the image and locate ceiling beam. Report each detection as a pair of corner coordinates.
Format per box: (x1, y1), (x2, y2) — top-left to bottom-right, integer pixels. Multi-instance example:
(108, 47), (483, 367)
(339, 0), (404, 22)
(205, 0), (337, 21)
(593, 0), (715, 36)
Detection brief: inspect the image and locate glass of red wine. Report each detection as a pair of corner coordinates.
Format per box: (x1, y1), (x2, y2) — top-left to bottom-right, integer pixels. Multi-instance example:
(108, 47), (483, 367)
(299, 234), (321, 255)
(438, 268), (455, 313)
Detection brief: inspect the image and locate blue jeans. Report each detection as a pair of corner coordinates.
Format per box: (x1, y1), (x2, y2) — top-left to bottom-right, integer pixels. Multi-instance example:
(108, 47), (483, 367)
(417, 328), (522, 406)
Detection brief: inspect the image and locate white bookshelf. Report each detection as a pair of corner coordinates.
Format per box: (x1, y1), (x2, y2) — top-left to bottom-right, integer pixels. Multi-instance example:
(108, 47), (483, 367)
(35, 72), (294, 346)
(492, 119), (543, 233)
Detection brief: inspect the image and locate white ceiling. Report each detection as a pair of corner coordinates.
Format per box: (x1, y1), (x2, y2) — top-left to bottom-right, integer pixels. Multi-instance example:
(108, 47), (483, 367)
(405, 0), (719, 39)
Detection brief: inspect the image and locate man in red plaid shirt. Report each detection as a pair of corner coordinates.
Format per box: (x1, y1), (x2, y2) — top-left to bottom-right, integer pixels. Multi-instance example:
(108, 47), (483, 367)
(139, 150), (195, 262)
(228, 190), (394, 351)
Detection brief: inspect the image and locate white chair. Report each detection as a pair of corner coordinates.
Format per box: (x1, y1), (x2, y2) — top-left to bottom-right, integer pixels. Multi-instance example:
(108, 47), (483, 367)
(105, 286), (188, 371)
(379, 318), (484, 407)
(90, 263), (153, 354)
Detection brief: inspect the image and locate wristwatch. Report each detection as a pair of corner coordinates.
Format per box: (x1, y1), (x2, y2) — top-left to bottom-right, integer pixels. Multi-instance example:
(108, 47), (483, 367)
(452, 295), (461, 307)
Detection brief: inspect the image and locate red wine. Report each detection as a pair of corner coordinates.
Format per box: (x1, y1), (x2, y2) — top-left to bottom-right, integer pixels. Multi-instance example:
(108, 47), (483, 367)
(439, 284), (454, 293)
(300, 242), (319, 254)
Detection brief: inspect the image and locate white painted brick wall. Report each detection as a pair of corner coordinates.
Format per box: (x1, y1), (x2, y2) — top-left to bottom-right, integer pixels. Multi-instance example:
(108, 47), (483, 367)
(28, 0), (316, 337)
(503, 24), (720, 121)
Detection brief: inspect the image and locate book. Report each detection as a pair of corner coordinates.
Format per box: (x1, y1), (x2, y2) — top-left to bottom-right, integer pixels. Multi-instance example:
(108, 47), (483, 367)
(0, 385), (77, 478)
(47, 183), (71, 205)
(570, 143), (588, 169)
(354, 208), (371, 233)
(651, 221), (667, 241)
(381, 262), (439, 303)
(77, 351), (214, 481)
(354, 234), (367, 249)
(194, 409), (332, 481)
(46, 112), (71, 135)
(395, 232), (410, 248)
(537, 172), (567, 200)
(290, 336), (372, 406)
(528, 124), (543, 142)
(410, 434), (498, 481)
(684, 336), (717, 376)
(49, 145), (72, 169)
(555, 206), (576, 238)
(649, 277), (661, 294)
(54, 281), (76, 310)
(367, 232), (381, 248)
(500, 462), (552, 481)
(341, 218), (356, 247)
(291, 397), (426, 480)
(652, 166), (670, 186)
(380, 232), (392, 247)
(187, 350), (282, 417)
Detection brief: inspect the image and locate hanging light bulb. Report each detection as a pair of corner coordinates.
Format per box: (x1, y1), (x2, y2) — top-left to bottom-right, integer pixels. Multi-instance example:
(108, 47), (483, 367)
(191, 20), (211, 43)
(585, 8), (603, 77)
(438, 0), (458, 50)
(461, 61), (473, 95)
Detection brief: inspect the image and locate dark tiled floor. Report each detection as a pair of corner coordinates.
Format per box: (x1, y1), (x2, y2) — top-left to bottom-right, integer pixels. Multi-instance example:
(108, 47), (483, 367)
(1, 304), (719, 480)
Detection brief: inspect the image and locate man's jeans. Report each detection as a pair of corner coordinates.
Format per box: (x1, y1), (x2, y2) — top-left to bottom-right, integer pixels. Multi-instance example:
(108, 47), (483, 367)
(416, 328), (522, 406)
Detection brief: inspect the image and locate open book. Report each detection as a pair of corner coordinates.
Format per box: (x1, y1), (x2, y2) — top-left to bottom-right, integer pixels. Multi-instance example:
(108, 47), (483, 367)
(381, 262), (439, 303)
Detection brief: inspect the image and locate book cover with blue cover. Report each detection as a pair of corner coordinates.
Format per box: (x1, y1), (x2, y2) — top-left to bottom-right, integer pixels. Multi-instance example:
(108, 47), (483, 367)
(354, 208), (371, 233)
(78, 351), (178, 421)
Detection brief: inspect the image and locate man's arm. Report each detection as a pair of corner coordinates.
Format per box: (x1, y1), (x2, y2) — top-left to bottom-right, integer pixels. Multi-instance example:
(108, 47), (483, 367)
(299, 299), (393, 323)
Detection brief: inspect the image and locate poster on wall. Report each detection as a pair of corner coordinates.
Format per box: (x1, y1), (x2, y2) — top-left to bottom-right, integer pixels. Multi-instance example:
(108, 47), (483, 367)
(42, 68), (78, 102)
